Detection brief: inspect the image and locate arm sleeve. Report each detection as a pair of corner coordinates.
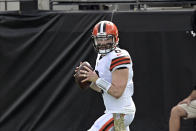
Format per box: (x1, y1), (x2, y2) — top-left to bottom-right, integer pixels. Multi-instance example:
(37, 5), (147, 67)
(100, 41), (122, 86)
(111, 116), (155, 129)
(110, 56), (131, 72)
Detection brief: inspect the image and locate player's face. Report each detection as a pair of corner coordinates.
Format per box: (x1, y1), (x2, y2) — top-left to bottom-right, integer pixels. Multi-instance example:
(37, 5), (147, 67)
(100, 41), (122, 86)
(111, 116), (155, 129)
(96, 37), (113, 50)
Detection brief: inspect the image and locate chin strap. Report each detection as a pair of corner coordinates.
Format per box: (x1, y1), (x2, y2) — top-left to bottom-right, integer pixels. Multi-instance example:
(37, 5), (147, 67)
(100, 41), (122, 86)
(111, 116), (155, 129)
(99, 49), (111, 54)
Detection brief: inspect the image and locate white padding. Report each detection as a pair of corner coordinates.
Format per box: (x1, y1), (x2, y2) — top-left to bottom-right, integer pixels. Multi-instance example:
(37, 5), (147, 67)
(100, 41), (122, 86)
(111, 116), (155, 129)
(95, 78), (111, 92)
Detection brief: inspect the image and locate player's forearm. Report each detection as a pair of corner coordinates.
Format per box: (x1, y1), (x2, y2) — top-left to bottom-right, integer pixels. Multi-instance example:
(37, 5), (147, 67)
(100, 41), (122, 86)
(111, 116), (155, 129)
(107, 84), (125, 99)
(95, 76), (127, 99)
(91, 80), (123, 97)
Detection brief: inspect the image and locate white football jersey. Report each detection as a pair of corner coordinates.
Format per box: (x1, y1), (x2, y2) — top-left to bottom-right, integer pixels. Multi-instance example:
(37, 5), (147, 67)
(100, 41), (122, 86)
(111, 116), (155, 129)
(95, 47), (136, 114)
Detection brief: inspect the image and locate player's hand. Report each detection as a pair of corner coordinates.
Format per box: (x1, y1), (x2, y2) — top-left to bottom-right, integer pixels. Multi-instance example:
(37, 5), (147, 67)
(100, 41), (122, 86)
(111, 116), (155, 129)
(79, 66), (99, 83)
(178, 97), (192, 105)
(74, 62), (82, 77)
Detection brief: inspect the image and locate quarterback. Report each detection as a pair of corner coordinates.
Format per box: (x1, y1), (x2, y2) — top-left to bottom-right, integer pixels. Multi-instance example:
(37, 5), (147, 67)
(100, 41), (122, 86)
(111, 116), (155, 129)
(78, 21), (136, 131)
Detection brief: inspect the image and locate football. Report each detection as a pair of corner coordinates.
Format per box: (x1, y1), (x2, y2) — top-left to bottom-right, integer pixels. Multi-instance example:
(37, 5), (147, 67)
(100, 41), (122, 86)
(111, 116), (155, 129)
(74, 61), (93, 89)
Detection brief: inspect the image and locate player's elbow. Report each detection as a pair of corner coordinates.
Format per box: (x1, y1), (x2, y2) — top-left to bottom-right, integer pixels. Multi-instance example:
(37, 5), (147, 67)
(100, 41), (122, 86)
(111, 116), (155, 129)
(110, 85), (125, 99)
(112, 92), (122, 99)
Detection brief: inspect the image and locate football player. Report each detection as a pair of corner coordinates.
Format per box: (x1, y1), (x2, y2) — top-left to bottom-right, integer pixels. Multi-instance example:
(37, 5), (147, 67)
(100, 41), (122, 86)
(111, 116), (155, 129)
(78, 20), (136, 131)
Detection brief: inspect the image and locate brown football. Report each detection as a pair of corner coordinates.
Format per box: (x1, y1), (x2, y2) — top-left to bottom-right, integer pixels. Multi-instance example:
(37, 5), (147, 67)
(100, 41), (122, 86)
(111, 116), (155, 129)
(75, 61), (93, 89)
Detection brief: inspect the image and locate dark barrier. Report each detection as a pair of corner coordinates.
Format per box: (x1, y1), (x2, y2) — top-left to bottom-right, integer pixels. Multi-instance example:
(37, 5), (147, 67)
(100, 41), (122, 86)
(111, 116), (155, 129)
(0, 10), (195, 131)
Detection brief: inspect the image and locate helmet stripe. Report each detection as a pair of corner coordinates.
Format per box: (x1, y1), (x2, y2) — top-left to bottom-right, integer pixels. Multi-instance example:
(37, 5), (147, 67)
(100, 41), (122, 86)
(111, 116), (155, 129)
(103, 23), (106, 33)
(100, 22), (104, 33)
(99, 22), (106, 34)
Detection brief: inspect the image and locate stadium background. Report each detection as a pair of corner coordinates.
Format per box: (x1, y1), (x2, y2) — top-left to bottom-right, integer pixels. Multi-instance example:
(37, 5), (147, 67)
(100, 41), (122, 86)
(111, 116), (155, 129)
(0, 1), (196, 131)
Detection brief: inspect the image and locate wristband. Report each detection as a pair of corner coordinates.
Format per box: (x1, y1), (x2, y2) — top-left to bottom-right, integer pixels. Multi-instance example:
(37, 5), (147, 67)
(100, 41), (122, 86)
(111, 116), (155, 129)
(95, 78), (111, 92)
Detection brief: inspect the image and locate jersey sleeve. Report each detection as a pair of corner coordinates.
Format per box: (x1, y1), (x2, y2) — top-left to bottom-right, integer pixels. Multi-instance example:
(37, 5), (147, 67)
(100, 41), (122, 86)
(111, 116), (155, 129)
(109, 49), (131, 72)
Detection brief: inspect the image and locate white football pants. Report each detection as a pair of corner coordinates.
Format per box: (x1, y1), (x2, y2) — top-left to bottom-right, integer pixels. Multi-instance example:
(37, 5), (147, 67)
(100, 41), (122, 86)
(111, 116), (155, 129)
(88, 113), (135, 131)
